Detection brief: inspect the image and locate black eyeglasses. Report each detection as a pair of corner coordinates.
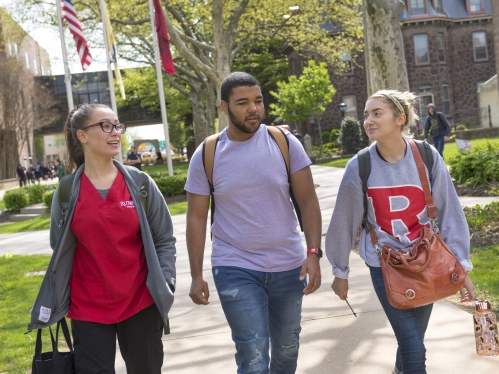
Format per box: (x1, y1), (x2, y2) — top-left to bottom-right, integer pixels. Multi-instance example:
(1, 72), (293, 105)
(82, 121), (126, 134)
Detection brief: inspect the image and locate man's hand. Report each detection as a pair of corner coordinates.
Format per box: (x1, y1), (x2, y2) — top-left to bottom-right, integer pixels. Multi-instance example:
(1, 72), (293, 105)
(331, 277), (349, 300)
(300, 255), (321, 295)
(460, 273), (475, 302)
(444, 136), (449, 141)
(189, 277), (210, 305)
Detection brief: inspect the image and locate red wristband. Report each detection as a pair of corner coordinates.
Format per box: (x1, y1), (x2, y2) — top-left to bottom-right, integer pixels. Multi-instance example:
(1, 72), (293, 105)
(307, 247), (322, 258)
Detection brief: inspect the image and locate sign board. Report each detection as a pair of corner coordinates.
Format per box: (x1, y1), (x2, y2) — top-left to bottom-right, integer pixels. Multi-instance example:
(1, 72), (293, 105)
(455, 138), (472, 152)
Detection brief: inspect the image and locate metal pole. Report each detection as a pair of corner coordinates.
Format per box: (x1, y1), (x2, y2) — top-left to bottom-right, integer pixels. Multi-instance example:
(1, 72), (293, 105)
(56, 0), (74, 111)
(99, 0), (123, 163)
(148, 0), (173, 176)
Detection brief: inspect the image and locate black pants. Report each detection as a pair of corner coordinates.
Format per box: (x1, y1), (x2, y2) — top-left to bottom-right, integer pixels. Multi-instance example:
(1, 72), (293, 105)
(71, 304), (164, 374)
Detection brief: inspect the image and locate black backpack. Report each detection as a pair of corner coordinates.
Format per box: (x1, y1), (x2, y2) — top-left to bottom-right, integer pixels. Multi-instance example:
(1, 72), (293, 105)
(357, 141), (434, 232)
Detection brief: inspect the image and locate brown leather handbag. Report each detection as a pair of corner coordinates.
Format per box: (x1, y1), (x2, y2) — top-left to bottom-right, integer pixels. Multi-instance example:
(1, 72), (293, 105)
(370, 139), (466, 310)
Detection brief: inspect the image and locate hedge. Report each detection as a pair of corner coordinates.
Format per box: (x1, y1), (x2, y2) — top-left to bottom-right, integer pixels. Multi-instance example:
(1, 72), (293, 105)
(152, 175), (187, 197)
(448, 142), (499, 186)
(3, 189), (30, 212)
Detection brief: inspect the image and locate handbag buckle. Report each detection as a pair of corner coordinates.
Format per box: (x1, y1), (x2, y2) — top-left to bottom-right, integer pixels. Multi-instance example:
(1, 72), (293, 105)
(451, 273), (460, 283)
(374, 242), (383, 256)
(405, 289), (416, 299)
(430, 218), (440, 234)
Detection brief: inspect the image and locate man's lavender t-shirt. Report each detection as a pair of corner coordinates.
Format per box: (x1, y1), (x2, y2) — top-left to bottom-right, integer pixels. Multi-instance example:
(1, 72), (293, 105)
(185, 125), (311, 272)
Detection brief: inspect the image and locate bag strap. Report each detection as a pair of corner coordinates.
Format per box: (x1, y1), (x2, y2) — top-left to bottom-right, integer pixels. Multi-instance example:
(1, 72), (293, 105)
(267, 126), (303, 231)
(202, 134), (221, 230)
(415, 140), (434, 185)
(357, 146), (371, 233)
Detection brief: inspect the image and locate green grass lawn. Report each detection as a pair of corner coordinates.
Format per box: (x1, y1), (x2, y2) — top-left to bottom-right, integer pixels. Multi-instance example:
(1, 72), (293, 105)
(0, 216), (51, 234)
(0, 255), (52, 374)
(443, 136), (499, 161)
(143, 162), (189, 174)
(168, 201), (187, 216)
(316, 157), (351, 168)
(469, 245), (499, 313)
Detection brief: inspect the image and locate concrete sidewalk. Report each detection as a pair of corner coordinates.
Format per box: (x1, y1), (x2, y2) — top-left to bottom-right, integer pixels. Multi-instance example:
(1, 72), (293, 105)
(2, 165), (498, 373)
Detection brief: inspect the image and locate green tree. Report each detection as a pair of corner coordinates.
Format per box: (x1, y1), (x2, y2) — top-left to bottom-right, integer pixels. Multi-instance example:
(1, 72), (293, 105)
(116, 67), (192, 152)
(13, 0), (362, 141)
(270, 60), (336, 142)
(340, 116), (363, 154)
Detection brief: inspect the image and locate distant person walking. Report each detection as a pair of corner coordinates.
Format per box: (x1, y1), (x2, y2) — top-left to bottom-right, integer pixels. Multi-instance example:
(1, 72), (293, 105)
(55, 158), (65, 181)
(29, 103), (176, 373)
(423, 103), (450, 158)
(16, 164), (27, 187)
(126, 146), (142, 170)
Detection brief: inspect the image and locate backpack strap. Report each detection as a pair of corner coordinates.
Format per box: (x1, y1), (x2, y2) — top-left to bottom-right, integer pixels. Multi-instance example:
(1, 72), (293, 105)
(267, 126), (303, 232)
(357, 147), (371, 233)
(57, 174), (75, 228)
(202, 134), (221, 229)
(415, 140), (434, 185)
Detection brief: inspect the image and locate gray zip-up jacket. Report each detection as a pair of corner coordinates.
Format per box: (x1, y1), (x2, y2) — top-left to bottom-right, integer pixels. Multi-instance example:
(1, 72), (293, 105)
(28, 161), (176, 331)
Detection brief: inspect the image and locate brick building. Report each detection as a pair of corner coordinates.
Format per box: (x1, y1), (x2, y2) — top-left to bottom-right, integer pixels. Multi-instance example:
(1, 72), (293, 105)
(285, 0), (496, 135)
(0, 7), (51, 173)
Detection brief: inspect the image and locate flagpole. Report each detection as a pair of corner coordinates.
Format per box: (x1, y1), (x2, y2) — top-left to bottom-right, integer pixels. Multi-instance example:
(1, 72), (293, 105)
(98, 0), (123, 163)
(56, 0), (74, 111)
(148, 0), (173, 176)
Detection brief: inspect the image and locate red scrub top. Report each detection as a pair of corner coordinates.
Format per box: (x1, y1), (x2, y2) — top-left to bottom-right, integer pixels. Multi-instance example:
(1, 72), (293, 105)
(68, 171), (154, 324)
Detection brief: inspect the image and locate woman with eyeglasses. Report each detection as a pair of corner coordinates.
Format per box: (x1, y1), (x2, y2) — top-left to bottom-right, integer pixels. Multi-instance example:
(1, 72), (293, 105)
(30, 104), (176, 373)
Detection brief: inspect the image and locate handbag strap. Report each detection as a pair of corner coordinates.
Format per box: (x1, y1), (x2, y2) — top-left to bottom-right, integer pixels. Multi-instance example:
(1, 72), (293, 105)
(370, 139), (439, 251)
(34, 319), (73, 359)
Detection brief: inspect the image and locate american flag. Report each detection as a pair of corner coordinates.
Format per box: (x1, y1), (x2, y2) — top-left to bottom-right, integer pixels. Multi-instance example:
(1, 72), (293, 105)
(61, 0), (92, 70)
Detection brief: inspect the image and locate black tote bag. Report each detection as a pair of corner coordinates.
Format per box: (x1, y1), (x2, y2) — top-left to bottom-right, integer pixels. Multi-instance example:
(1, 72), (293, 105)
(32, 318), (75, 374)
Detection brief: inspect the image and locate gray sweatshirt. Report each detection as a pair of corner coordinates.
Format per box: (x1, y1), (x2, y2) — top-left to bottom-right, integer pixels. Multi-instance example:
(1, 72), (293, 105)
(325, 140), (473, 279)
(29, 161), (176, 330)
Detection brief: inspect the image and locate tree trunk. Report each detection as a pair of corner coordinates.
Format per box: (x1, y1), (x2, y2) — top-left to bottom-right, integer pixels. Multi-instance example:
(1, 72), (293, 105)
(205, 81), (217, 135)
(190, 90), (208, 146)
(363, 0), (409, 96)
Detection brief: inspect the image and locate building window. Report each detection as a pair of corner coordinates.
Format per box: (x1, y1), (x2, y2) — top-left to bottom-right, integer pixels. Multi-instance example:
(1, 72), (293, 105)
(441, 85), (450, 114)
(13, 43), (18, 59)
(409, 0), (426, 15)
(7, 40), (12, 56)
(468, 0), (483, 12)
(433, 0), (444, 13)
(414, 34), (429, 64)
(436, 33), (446, 63)
(340, 52), (353, 74)
(25, 52), (30, 69)
(33, 59), (38, 75)
(41, 65), (45, 76)
(343, 95), (357, 119)
(472, 31), (488, 61)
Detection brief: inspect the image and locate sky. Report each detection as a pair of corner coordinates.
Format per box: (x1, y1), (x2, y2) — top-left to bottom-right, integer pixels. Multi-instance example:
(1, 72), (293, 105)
(0, 0), (167, 141)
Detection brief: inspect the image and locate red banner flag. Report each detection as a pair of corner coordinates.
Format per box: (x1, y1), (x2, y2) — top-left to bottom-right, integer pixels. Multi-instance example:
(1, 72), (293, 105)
(153, 0), (175, 75)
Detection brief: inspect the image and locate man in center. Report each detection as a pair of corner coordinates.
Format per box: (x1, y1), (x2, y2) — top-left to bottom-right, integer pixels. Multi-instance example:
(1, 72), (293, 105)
(185, 72), (322, 373)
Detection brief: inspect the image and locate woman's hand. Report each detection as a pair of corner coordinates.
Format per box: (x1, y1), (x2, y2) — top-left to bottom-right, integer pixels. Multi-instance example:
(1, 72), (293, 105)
(331, 277), (349, 300)
(460, 273), (475, 302)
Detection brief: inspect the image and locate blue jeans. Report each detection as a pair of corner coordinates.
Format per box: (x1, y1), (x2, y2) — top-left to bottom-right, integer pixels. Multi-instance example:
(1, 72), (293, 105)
(369, 266), (433, 374)
(432, 136), (445, 158)
(212, 266), (306, 374)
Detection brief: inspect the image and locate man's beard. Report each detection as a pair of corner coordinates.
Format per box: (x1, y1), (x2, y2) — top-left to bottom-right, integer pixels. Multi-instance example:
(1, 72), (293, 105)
(228, 105), (261, 134)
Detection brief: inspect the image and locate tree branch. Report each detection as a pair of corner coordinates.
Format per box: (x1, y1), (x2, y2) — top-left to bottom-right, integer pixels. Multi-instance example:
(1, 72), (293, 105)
(178, 33), (216, 54)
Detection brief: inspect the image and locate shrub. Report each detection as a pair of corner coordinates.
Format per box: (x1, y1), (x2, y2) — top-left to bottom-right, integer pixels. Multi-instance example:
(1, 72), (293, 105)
(25, 184), (48, 205)
(4, 189), (29, 212)
(463, 201), (499, 230)
(329, 129), (341, 144)
(321, 130), (330, 145)
(43, 190), (56, 212)
(152, 175), (187, 197)
(340, 116), (363, 154)
(448, 142), (499, 186)
(456, 124), (467, 131)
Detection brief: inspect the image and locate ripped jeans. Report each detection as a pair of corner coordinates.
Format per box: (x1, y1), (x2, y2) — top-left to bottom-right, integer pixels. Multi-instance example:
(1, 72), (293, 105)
(213, 266), (305, 374)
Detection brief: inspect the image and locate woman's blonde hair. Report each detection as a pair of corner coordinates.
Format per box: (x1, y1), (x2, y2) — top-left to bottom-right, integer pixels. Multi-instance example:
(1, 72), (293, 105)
(368, 89), (420, 137)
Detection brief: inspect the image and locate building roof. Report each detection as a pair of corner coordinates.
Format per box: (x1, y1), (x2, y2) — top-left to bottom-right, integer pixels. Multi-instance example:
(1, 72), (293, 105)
(401, 0), (492, 21)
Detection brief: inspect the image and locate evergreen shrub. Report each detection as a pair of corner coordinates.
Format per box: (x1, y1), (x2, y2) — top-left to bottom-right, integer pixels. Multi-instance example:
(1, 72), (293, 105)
(330, 129), (341, 144)
(25, 185), (48, 205)
(43, 190), (56, 212)
(340, 117), (363, 154)
(152, 175), (187, 197)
